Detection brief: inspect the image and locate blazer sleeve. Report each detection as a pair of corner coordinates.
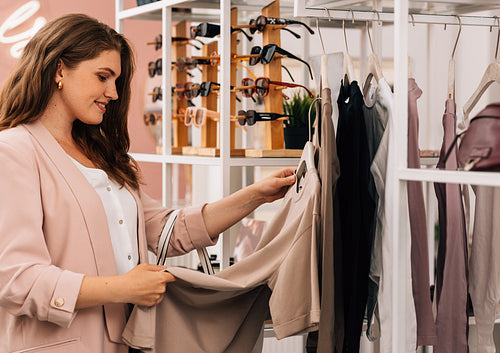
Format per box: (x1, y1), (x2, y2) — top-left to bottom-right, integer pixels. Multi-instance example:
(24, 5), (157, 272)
(0, 140), (84, 328)
(139, 190), (218, 257)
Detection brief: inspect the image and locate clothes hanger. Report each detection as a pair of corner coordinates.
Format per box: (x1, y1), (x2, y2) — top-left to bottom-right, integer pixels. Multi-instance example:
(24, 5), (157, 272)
(318, 10), (329, 89)
(463, 16), (500, 125)
(447, 16), (462, 101)
(408, 14), (416, 79)
(342, 9), (356, 86)
(295, 95), (320, 192)
(362, 11), (384, 97)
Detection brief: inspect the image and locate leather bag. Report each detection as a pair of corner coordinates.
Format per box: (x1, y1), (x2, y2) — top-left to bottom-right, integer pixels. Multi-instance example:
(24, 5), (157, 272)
(444, 103), (500, 171)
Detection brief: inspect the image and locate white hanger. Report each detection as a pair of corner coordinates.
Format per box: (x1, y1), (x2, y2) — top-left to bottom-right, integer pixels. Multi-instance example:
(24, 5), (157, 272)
(363, 12), (383, 97)
(463, 17), (500, 124)
(343, 10), (356, 84)
(447, 16), (462, 101)
(317, 13), (329, 89)
(295, 96), (320, 192)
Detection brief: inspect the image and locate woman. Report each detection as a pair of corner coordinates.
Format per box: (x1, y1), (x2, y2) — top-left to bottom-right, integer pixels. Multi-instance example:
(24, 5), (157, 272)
(0, 14), (296, 353)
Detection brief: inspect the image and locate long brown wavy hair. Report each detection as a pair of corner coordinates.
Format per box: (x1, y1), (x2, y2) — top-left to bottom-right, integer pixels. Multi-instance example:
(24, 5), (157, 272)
(0, 14), (141, 189)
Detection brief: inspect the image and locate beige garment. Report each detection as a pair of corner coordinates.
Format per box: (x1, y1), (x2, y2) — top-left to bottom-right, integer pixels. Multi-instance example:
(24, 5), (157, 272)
(469, 186), (500, 353)
(123, 168), (321, 352)
(314, 87), (343, 353)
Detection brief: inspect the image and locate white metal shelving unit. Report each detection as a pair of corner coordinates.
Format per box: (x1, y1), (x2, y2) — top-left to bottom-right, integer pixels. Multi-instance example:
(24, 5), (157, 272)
(116, 0), (304, 270)
(294, 0), (500, 352)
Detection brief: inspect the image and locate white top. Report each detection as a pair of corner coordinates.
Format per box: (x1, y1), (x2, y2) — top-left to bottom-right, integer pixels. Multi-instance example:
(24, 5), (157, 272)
(70, 157), (139, 275)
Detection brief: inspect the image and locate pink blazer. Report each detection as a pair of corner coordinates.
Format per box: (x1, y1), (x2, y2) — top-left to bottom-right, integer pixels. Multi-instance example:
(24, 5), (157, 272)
(0, 120), (216, 353)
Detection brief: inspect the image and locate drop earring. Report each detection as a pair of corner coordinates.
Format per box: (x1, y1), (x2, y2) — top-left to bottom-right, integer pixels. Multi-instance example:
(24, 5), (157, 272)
(57, 81), (63, 90)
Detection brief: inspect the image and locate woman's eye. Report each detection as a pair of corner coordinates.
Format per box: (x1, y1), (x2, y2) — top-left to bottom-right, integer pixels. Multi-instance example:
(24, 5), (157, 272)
(98, 74), (107, 82)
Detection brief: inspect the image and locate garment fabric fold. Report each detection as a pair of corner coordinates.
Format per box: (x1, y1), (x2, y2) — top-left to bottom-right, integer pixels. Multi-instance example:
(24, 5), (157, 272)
(407, 78), (437, 346)
(433, 98), (469, 353)
(468, 104), (500, 353)
(306, 87), (343, 353)
(336, 79), (375, 353)
(362, 78), (390, 342)
(365, 78), (417, 353)
(123, 168), (321, 353)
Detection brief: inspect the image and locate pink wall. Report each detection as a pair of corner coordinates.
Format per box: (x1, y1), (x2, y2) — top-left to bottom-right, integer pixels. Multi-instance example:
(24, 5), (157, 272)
(0, 0), (163, 198)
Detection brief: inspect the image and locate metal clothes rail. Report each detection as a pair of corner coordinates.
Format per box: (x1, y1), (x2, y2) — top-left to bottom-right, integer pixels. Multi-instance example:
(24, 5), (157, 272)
(294, 4), (499, 28)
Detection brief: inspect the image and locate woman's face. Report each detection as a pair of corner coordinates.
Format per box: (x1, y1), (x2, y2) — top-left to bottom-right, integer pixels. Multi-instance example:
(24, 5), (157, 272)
(58, 49), (121, 125)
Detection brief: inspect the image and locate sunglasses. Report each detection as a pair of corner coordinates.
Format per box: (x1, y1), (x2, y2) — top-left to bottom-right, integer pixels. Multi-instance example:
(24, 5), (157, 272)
(148, 58), (162, 78)
(184, 107), (219, 127)
(175, 82), (204, 100)
(190, 23), (253, 42)
(175, 57), (213, 72)
(147, 34), (206, 51)
(249, 15), (314, 37)
(237, 110), (291, 126)
(143, 112), (162, 126)
(149, 86), (163, 102)
(241, 77), (314, 99)
(248, 44), (313, 80)
(149, 85), (198, 102)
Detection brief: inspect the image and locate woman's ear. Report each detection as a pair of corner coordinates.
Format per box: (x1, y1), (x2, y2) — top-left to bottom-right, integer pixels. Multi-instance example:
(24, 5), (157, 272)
(54, 59), (64, 84)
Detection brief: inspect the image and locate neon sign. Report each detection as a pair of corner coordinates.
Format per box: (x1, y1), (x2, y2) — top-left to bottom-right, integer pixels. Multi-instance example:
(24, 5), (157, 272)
(0, 1), (46, 58)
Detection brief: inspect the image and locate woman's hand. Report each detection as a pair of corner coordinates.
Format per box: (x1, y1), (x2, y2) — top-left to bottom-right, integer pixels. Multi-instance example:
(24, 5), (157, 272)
(250, 167), (296, 203)
(76, 264), (176, 309)
(117, 264), (176, 306)
(201, 167), (297, 238)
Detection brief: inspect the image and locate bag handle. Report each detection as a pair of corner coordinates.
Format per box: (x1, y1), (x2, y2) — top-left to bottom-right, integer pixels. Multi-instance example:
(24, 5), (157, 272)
(157, 209), (214, 275)
(441, 130), (466, 168)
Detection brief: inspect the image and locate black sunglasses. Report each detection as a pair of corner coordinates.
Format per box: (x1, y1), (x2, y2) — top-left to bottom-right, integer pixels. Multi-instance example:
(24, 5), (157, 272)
(237, 110), (291, 126)
(249, 15), (314, 36)
(199, 81), (243, 102)
(248, 44), (313, 80)
(148, 58), (162, 78)
(190, 23), (253, 42)
(143, 113), (162, 126)
(199, 81), (220, 97)
(175, 57), (212, 71)
(148, 58), (198, 78)
(148, 34), (206, 51)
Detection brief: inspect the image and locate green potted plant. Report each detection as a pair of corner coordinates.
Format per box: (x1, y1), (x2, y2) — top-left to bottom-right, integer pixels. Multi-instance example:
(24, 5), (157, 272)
(282, 91), (316, 149)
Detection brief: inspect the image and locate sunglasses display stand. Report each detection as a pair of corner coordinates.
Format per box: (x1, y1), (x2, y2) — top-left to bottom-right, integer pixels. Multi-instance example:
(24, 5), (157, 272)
(244, 0), (302, 158)
(171, 20), (189, 154)
(190, 7), (244, 158)
(181, 40), (219, 156)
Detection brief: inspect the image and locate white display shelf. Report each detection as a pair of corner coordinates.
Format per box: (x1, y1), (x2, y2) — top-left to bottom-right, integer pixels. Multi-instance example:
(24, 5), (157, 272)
(400, 168), (500, 187)
(131, 152), (300, 167)
(118, 0), (297, 22)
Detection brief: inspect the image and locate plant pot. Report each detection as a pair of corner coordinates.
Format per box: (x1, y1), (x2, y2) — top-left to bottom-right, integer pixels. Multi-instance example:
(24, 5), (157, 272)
(284, 125), (311, 150)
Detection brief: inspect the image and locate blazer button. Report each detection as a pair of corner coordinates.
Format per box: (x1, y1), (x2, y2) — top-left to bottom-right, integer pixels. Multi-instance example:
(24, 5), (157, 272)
(54, 298), (65, 307)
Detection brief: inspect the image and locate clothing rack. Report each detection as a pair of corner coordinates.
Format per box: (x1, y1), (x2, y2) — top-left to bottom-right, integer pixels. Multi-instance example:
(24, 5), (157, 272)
(294, 1), (500, 352)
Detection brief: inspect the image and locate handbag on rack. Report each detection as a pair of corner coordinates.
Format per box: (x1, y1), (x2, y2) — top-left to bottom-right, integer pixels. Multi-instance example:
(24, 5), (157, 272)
(443, 103), (500, 171)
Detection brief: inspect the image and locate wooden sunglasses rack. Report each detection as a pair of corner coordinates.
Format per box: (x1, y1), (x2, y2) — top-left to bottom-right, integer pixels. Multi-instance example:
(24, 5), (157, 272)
(245, 0), (302, 158)
(171, 20), (189, 154)
(183, 7), (245, 157)
(179, 0), (302, 158)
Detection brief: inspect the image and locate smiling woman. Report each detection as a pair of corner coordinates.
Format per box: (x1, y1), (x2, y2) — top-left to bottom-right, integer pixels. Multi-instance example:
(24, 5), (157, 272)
(0, 12), (297, 353)
(0, 13), (138, 188)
